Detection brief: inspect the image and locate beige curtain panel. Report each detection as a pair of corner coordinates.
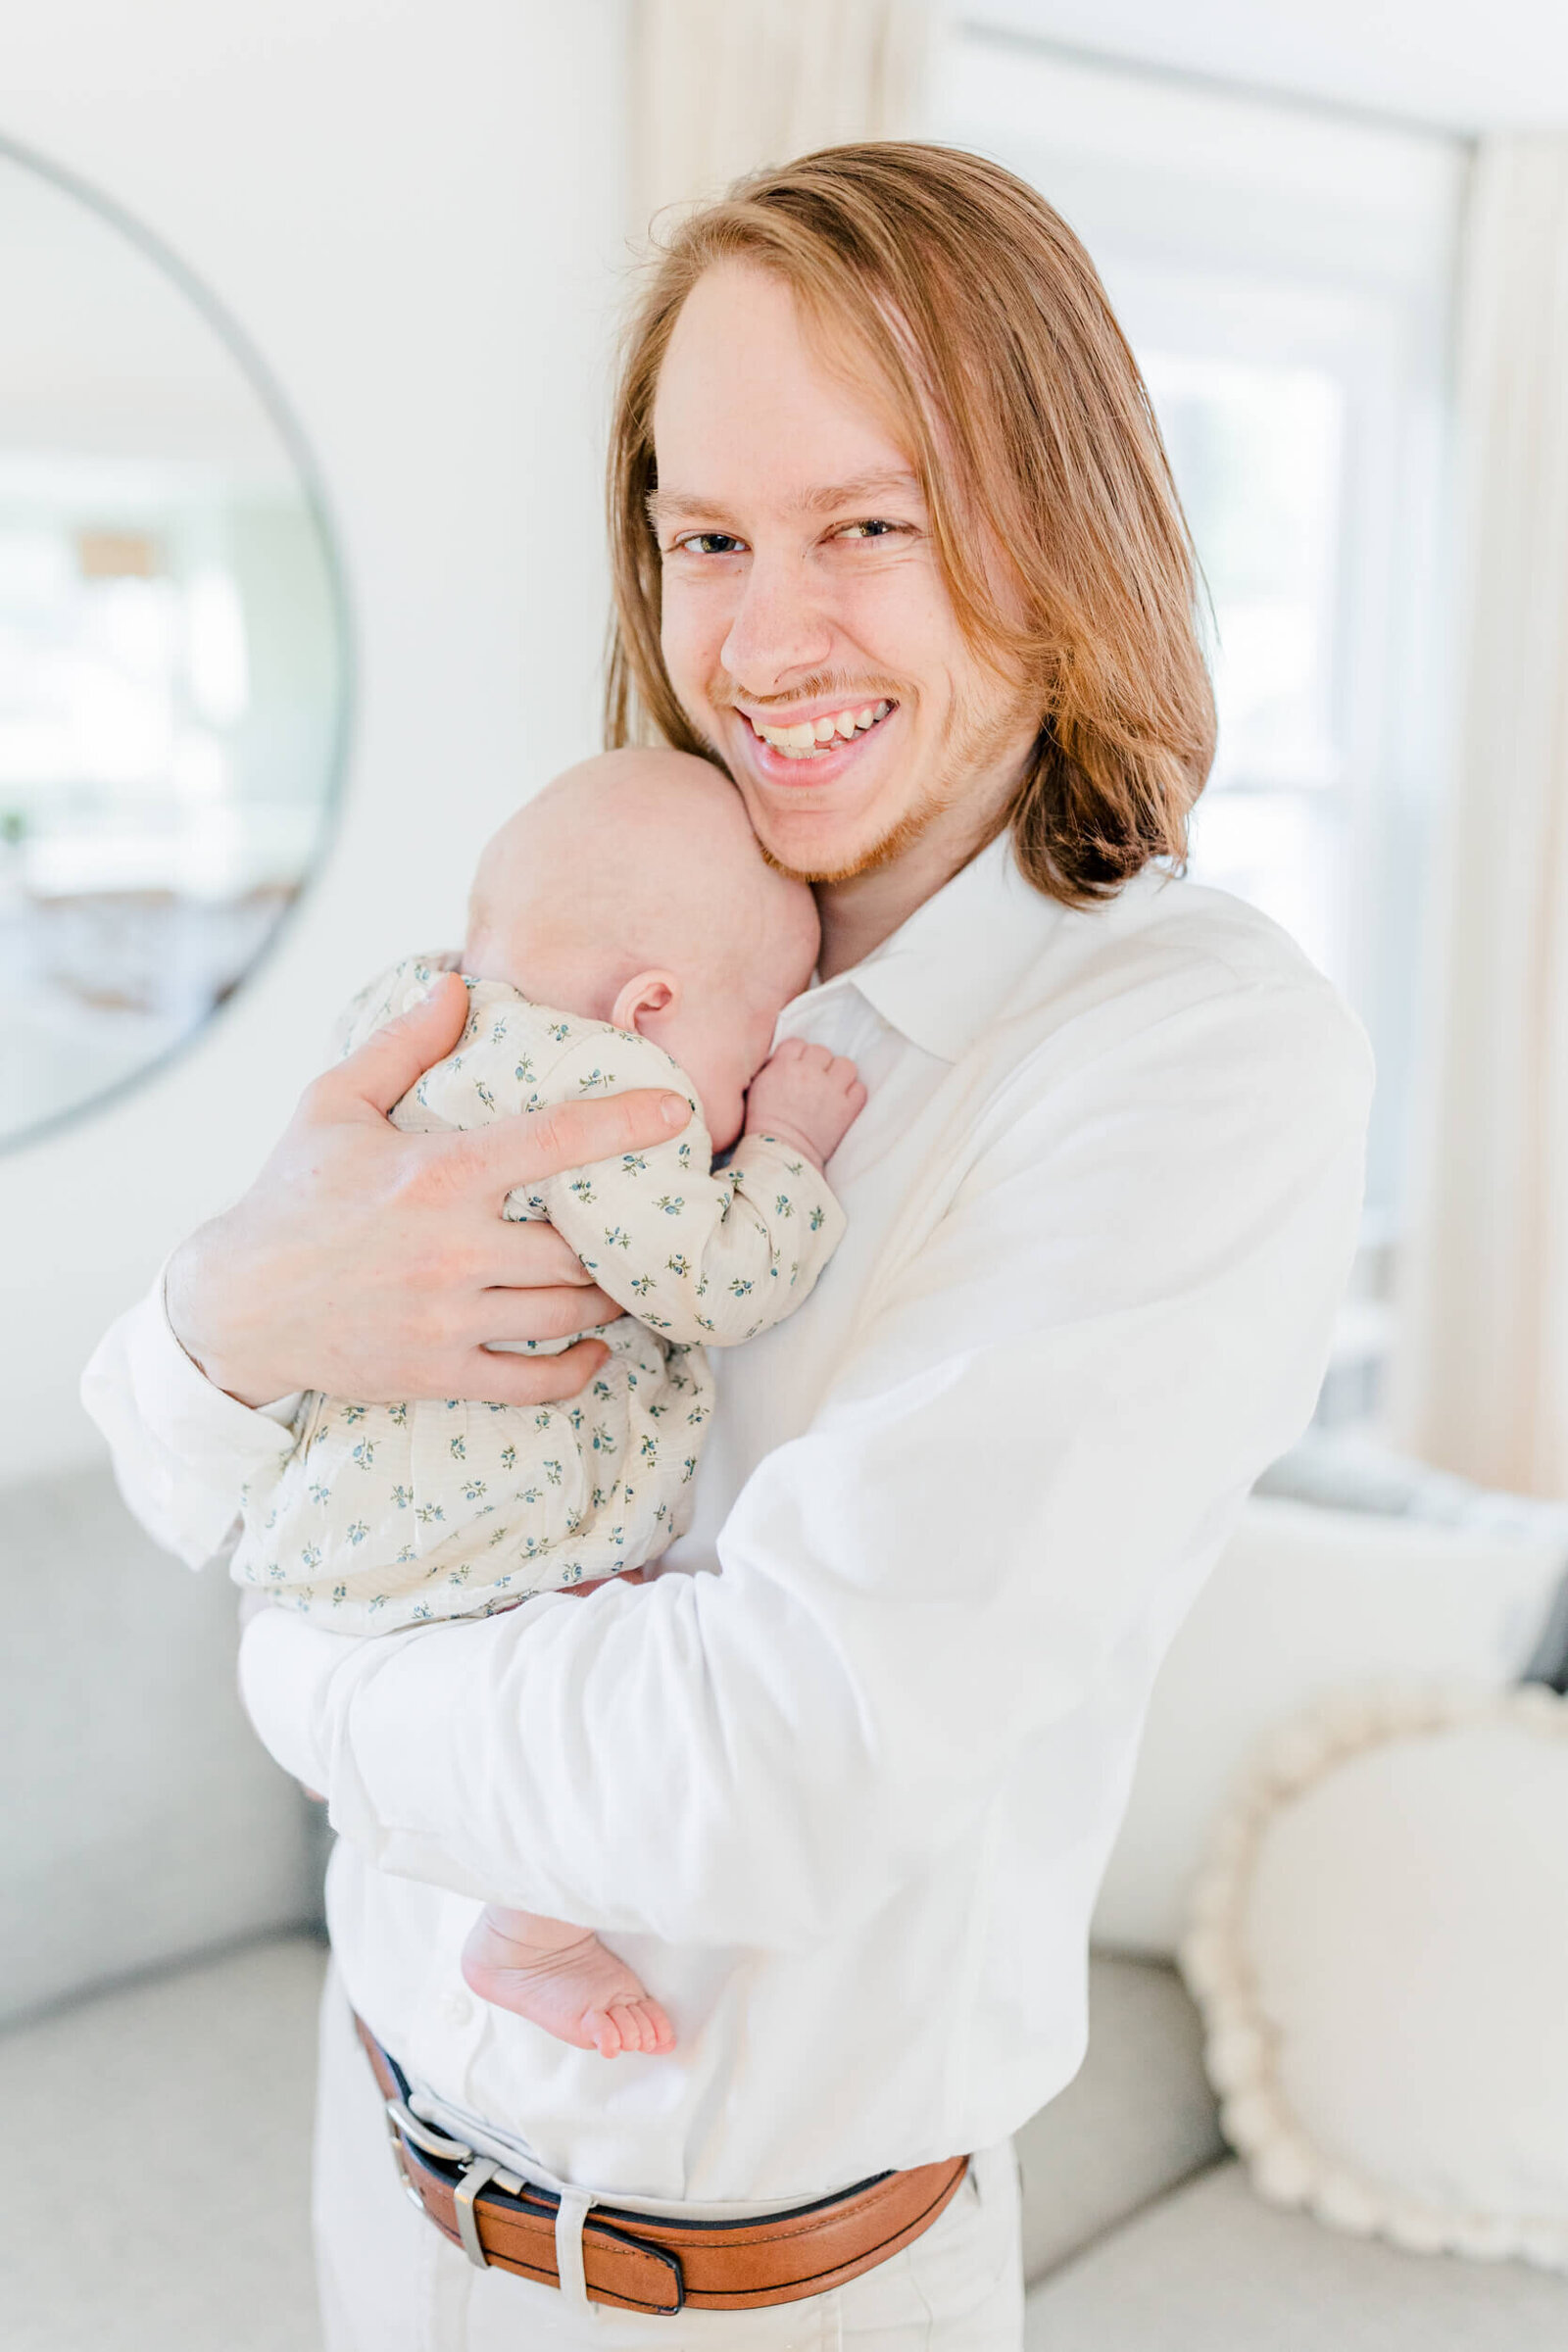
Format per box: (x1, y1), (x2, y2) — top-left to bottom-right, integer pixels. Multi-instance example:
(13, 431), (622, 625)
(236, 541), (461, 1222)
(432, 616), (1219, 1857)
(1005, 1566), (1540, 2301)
(627, 0), (931, 233)
(1393, 136), (1568, 1495)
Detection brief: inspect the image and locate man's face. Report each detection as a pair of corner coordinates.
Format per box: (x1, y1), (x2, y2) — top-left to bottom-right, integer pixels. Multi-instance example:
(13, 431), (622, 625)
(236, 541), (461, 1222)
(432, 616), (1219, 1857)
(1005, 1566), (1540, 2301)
(649, 262), (1041, 884)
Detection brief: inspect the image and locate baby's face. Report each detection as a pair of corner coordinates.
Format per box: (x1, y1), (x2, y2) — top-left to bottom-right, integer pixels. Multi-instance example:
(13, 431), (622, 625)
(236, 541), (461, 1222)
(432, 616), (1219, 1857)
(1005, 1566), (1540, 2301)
(649, 982), (796, 1153)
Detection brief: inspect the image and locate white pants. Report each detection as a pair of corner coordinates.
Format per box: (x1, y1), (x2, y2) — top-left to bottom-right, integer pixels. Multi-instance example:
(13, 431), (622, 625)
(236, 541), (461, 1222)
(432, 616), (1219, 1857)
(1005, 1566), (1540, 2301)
(314, 1971), (1024, 2351)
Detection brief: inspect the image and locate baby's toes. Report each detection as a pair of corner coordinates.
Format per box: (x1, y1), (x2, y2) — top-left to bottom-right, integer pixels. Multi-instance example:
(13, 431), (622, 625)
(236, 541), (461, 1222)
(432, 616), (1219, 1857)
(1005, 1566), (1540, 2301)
(587, 2008), (624, 2059)
(626, 1998), (675, 2056)
(633, 1997), (675, 2055)
(604, 2001), (646, 2054)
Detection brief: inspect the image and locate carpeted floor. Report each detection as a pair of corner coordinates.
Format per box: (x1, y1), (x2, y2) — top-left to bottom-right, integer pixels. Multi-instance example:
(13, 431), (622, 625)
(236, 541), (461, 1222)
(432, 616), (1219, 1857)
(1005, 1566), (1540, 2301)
(0, 1935), (326, 2352)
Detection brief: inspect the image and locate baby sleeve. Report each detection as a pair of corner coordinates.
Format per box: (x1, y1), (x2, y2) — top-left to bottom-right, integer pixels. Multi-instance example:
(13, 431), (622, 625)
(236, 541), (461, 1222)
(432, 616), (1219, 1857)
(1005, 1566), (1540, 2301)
(523, 1027), (847, 1348)
(330, 952), (462, 1062)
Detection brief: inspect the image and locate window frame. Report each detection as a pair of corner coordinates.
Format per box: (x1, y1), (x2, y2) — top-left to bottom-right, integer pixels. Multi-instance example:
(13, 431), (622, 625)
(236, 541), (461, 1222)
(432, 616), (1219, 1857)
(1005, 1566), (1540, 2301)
(936, 28), (1470, 1233)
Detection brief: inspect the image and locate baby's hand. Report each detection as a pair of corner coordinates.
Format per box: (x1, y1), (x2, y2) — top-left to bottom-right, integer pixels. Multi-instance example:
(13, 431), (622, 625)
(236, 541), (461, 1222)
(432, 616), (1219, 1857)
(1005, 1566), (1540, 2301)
(744, 1038), (866, 1169)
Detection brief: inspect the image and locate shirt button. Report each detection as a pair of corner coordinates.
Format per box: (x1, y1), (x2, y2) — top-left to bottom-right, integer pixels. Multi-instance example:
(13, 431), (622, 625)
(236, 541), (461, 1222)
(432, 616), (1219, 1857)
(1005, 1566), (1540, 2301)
(439, 1989), (474, 2028)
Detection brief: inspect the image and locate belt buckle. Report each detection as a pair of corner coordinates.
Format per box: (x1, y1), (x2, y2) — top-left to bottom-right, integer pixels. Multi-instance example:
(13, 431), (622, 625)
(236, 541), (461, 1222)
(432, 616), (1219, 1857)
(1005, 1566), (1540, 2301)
(383, 2096), (506, 2269)
(381, 2097), (429, 2212)
(383, 2089), (685, 2308)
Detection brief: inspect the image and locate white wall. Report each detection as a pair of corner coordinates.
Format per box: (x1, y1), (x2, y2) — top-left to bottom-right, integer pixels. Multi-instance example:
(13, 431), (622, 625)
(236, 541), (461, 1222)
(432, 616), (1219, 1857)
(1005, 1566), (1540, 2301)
(0, 0), (630, 1486)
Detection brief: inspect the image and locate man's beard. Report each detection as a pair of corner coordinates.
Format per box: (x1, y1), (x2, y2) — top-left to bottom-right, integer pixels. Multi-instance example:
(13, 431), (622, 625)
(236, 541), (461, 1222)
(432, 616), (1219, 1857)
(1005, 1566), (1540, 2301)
(748, 683), (1039, 888)
(758, 778), (952, 886)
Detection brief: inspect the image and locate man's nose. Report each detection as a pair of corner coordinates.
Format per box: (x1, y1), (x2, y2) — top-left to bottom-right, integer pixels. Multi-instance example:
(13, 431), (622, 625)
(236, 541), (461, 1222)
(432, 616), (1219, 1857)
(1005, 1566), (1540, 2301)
(719, 551), (834, 693)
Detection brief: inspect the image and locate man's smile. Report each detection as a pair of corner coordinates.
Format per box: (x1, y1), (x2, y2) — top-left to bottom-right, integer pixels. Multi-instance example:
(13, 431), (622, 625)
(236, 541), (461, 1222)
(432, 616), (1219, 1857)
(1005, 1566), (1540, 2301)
(745, 698), (894, 757)
(731, 696), (901, 787)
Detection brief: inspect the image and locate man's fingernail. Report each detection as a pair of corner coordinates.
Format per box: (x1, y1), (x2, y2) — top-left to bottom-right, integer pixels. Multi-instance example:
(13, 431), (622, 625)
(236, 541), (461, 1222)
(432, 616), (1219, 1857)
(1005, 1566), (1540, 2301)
(661, 1094), (690, 1128)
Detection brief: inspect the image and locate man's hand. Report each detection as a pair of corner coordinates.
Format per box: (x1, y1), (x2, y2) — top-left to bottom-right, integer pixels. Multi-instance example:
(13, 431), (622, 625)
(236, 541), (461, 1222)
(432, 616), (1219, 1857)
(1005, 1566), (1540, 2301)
(166, 972), (691, 1408)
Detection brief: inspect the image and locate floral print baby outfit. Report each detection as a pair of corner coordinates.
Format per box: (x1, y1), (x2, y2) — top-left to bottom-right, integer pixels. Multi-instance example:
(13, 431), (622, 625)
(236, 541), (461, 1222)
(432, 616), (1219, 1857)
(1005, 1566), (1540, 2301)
(229, 956), (846, 1633)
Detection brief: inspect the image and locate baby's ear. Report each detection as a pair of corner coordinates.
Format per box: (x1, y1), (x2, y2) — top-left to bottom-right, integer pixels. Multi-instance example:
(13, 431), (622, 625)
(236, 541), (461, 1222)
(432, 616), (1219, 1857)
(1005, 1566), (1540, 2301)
(612, 970), (681, 1034)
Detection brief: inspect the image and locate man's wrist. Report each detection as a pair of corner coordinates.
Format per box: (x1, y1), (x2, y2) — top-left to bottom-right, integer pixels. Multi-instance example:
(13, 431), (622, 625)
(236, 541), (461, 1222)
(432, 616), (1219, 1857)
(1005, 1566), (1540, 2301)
(165, 1220), (282, 1410)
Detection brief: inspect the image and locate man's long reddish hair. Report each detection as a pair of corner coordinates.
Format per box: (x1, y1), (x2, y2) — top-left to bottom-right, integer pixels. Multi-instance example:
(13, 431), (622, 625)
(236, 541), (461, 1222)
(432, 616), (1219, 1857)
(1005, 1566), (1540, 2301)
(605, 142), (1214, 904)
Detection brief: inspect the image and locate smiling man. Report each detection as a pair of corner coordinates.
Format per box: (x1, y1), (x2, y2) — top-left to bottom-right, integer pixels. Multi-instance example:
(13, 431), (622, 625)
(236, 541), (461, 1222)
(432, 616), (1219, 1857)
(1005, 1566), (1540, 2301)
(641, 264), (1035, 948)
(84, 146), (1371, 2350)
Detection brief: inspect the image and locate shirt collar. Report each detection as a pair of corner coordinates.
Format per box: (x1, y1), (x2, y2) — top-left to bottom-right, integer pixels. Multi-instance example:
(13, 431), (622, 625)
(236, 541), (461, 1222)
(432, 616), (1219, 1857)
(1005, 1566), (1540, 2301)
(804, 833), (1066, 1064)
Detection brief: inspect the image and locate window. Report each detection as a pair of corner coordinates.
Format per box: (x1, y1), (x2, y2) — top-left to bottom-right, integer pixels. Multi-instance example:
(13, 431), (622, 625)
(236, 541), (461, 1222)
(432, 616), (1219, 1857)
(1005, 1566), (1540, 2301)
(938, 31), (1468, 1232)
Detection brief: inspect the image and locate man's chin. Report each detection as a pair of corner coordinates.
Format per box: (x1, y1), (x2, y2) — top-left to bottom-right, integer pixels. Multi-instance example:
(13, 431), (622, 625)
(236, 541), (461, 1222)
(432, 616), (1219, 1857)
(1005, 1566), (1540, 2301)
(756, 797), (945, 888)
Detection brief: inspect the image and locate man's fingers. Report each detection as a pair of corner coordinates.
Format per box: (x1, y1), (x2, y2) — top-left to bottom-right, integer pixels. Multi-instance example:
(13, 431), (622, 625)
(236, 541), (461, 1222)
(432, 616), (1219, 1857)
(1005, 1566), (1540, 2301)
(461, 1088), (692, 1196)
(322, 972), (471, 1119)
(478, 1219), (600, 1289)
(458, 1337), (612, 1408)
(471, 1285), (623, 1344)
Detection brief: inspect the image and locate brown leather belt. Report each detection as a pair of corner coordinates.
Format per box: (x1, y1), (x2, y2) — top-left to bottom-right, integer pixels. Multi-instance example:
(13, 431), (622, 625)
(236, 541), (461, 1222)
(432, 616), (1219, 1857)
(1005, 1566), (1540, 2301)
(356, 2014), (968, 2315)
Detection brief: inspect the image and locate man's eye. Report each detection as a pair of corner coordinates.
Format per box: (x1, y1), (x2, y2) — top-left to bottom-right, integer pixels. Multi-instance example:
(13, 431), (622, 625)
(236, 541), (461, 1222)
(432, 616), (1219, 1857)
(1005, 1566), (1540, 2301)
(837, 518), (900, 540)
(674, 532), (744, 556)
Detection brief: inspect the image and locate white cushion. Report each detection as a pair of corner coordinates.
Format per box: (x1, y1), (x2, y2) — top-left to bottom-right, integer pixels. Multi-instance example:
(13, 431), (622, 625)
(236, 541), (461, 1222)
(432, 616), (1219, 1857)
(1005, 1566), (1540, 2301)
(0, 1935), (325, 2349)
(1179, 1684), (1568, 2273)
(1093, 1495), (1566, 1956)
(1016, 1955), (1222, 2281)
(1024, 2161), (1568, 2351)
(0, 1464), (320, 2024)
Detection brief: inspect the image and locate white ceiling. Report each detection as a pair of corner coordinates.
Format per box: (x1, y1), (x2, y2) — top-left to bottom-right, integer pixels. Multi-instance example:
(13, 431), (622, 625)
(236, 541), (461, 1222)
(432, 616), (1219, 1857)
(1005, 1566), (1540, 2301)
(960, 0), (1568, 134)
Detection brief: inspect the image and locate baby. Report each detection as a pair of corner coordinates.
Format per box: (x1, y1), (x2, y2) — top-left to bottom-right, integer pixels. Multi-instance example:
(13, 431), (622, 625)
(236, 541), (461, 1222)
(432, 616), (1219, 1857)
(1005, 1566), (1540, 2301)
(231, 748), (865, 2060)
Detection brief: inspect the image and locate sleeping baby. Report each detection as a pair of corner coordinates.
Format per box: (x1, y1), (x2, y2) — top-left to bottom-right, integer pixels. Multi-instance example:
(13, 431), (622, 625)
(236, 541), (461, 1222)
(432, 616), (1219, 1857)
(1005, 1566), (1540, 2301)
(230, 747), (865, 2061)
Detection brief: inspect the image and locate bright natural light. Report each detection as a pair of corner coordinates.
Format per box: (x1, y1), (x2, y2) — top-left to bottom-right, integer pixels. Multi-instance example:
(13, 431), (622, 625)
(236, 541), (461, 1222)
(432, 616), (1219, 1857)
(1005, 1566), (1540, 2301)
(938, 29), (1465, 1225)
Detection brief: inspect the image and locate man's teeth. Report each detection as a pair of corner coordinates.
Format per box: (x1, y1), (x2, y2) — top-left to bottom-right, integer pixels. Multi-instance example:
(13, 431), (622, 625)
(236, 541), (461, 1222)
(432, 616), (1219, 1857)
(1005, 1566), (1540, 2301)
(753, 700), (892, 758)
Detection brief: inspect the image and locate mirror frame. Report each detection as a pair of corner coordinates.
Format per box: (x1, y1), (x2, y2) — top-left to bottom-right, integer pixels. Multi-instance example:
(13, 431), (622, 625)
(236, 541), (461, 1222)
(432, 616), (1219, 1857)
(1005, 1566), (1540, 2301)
(0, 125), (355, 1153)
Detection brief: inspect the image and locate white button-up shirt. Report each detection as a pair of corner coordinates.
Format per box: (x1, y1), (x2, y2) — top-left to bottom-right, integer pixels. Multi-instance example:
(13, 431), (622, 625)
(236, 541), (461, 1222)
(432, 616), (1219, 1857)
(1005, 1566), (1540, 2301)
(82, 839), (1371, 2210)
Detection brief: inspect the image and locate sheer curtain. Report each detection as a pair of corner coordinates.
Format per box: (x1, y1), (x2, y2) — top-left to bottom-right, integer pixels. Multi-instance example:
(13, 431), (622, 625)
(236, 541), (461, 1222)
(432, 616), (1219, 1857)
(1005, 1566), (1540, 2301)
(1392, 137), (1568, 1495)
(627, 0), (930, 230)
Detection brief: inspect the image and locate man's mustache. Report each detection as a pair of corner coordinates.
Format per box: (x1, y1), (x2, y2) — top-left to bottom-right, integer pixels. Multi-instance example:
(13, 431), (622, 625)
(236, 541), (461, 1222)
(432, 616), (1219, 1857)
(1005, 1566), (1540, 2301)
(710, 674), (906, 714)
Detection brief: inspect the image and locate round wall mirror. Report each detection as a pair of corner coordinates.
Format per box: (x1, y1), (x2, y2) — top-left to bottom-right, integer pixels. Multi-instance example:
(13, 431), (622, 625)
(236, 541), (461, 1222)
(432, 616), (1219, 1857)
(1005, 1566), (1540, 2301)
(0, 140), (349, 1150)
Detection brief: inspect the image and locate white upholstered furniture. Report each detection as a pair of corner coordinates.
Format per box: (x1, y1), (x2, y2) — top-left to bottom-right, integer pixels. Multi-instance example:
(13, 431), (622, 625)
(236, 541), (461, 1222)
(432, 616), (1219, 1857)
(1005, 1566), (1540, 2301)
(4, 1462), (1566, 2348)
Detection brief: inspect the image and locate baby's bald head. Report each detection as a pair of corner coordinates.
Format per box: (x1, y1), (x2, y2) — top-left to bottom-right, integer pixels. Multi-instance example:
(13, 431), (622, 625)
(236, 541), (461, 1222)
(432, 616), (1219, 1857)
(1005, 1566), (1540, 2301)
(467, 748), (817, 1009)
(465, 748), (819, 1147)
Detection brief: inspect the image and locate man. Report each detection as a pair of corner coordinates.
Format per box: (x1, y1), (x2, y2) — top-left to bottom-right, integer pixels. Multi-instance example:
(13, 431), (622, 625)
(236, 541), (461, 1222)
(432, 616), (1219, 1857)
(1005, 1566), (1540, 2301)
(84, 145), (1371, 2348)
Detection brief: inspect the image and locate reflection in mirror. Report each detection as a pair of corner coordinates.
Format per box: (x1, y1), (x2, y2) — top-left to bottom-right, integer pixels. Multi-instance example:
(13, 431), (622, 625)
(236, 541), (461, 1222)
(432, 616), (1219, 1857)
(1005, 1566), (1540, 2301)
(0, 142), (348, 1149)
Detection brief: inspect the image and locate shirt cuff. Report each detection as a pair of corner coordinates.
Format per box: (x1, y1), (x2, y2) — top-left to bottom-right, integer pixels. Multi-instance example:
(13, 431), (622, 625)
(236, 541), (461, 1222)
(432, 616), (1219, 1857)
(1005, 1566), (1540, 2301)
(79, 1267), (302, 1568)
(238, 1607), (473, 1887)
(237, 1604), (354, 1795)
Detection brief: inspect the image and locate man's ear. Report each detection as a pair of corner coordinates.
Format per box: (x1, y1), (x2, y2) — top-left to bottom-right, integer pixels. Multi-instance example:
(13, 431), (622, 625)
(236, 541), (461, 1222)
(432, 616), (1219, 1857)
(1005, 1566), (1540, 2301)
(612, 970), (681, 1034)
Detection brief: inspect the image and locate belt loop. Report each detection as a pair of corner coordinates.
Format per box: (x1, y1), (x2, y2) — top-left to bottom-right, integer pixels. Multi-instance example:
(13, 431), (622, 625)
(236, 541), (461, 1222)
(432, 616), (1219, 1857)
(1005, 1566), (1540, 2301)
(453, 2159), (501, 2269)
(555, 2187), (593, 2310)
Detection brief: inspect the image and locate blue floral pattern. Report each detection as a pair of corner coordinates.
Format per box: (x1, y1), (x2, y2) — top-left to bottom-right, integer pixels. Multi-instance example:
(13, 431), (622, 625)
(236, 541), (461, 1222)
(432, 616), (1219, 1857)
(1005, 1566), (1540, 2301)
(229, 956), (846, 1632)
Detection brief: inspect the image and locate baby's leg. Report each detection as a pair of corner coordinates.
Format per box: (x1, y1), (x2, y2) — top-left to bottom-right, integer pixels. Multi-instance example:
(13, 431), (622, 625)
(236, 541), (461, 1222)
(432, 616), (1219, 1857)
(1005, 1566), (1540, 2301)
(461, 1907), (674, 2059)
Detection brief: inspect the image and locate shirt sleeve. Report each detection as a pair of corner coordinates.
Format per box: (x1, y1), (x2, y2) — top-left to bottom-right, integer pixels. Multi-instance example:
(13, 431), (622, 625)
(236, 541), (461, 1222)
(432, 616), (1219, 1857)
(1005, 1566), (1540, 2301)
(80, 1274), (300, 1570)
(525, 1031), (847, 1347)
(235, 966), (1373, 1949)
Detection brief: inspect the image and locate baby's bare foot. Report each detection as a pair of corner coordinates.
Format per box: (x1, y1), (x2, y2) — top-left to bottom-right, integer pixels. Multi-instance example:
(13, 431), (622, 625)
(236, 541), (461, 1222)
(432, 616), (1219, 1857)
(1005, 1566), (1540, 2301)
(461, 1907), (674, 2059)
